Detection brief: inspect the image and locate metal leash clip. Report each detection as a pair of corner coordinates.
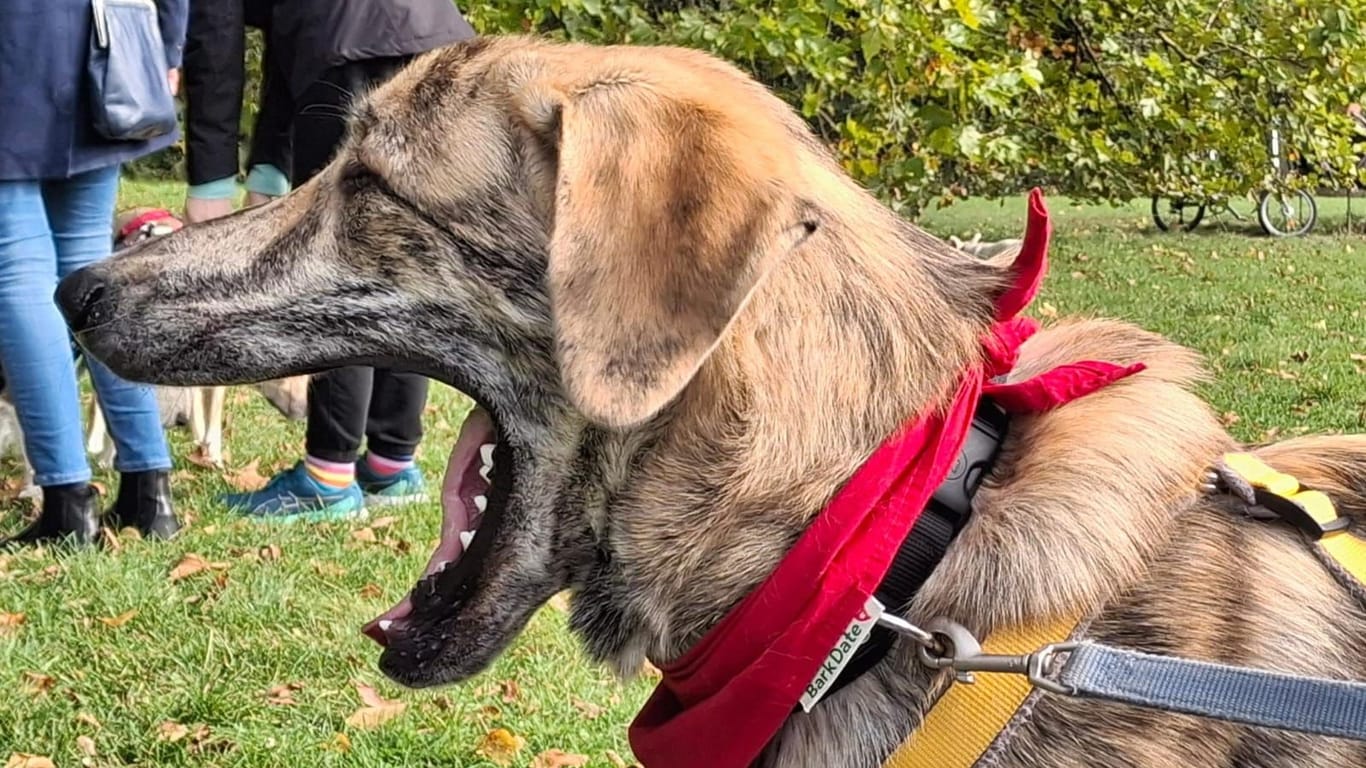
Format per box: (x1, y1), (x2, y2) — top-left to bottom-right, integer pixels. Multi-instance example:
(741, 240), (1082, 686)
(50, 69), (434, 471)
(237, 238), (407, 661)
(879, 614), (1078, 695)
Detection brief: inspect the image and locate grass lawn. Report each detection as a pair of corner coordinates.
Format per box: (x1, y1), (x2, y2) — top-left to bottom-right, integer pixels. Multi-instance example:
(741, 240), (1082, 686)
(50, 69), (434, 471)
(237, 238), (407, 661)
(0, 179), (1362, 767)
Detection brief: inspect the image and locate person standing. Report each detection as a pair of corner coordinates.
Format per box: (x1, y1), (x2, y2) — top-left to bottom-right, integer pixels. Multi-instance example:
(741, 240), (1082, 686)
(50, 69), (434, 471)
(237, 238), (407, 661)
(0, 0), (186, 545)
(222, 0), (475, 521)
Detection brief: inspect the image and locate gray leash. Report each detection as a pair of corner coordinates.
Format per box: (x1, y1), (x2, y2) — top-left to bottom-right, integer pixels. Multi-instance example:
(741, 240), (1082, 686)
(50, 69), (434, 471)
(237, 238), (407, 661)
(879, 615), (1366, 742)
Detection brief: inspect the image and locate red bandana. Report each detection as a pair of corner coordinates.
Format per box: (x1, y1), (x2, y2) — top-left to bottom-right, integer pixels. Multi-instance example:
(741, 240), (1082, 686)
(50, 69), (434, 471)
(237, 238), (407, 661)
(628, 189), (1145, 768)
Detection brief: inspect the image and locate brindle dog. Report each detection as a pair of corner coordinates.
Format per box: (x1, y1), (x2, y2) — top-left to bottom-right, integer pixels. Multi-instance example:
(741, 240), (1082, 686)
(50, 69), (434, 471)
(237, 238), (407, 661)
(56, 36), (1366, 767)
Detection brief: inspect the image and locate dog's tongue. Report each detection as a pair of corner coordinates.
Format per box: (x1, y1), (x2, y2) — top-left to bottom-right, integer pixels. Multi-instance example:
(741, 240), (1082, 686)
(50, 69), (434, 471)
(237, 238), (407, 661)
(362, 407), (495, 646)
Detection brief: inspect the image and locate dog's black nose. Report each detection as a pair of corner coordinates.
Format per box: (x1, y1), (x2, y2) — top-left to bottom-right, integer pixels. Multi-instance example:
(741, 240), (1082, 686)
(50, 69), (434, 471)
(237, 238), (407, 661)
(56, 268), (115, 334)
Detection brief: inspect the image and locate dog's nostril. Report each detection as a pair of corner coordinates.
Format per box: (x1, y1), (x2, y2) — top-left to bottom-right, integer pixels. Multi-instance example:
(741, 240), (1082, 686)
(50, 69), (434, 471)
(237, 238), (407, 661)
(55, 269), (115, 333)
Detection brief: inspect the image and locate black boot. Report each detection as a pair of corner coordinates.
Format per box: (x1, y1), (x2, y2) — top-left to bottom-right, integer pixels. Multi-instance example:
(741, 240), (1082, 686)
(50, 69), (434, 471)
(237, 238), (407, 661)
(2, 482), (100, 547)
(107, 470), (180, 540)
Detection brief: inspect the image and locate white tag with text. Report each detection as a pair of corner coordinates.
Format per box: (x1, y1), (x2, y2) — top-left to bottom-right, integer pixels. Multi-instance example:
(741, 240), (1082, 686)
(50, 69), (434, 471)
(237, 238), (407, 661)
(799, 596), (885, 712)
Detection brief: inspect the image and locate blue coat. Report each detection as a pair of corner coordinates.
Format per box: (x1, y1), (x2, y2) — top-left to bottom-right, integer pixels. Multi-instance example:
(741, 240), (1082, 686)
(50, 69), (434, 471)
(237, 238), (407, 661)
(0, 0), (188, 181)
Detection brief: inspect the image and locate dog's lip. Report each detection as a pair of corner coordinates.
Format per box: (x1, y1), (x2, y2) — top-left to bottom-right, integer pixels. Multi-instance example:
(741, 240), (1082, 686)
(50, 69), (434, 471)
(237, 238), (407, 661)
(361, 406), (510, 647)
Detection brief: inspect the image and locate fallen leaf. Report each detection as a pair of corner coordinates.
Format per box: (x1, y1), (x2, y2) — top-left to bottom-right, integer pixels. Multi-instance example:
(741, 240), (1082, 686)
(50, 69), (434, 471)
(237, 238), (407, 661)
(259, 544), (282, 562)
(640, 660), (662, 679)
(98, 609), (137, 628)
(359, 583), (383, 599)
(4, 755), (55, 768)
(548, 592), (571, 613)
(369, 516), (398, 530)
(266, 682), (303, 706)
(0, 612), (25, 636)
(22, 672), (55, 696)
(350, 527), (377, 544)
(1351, 353), (1366, 363)
(571, 697), (604, 719)
(99, 527), (123, 551)
(76, 713), (102, 730)
(475, 728), (526, 767)
(325, 733), (351, 753)
(156, 722), (189, 742)
(605, 750), (629, 768)
(499, 680), (521, 702)
(345, 681), (406, 729)
(76, 736), (96, 757)
(225, 460), (269, 492)
(310, 560), (346, 578)
(186, 445), (219, 468)
(1038, 301), (1058, 319)
(531, 749), (589, 768)
(168, 554), (229, 582)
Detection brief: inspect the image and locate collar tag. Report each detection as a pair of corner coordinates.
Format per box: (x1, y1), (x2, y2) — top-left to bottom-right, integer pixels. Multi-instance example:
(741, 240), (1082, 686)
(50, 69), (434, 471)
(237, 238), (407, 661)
(799, 596), (885, 712)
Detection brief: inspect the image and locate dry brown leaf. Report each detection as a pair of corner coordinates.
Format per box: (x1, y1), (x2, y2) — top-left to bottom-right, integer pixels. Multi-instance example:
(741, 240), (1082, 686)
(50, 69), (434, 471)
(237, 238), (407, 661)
(266, 682), (303, 706)
(640, 660), (662, 679)
(350, 527), (377, 544)
(76, 713), (102, 730)
(168, 554), (229, 582)
(531, 749), (589, 768)
(605, 750), (629, 768)
(225, 459), (270, 492)
(475, 728), (527, 767)
(359, 583), (383, 599)
(499, 680), (521, 702)
(99, 527), (124, 551)
(571, 697), (604, 720)
(548, 592), (571, 613)
(0, 612), (25, 636)
(310, 560), (346, 578)
(369, 516), (398, 530)
(156, 722), (189, 742)
(98, 609), (137, 628)
(4, 755), (55, 768)
(75, 736), (96, 757)
(345, 681), (406, 729)
(22, 672), (55, 696)
(259, 544), (282, 562)
(186, 445), (219, 468)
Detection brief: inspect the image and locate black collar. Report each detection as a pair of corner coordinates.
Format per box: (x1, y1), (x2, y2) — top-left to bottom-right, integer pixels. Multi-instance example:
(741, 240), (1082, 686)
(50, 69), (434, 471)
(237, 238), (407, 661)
(813, 395), (1010, 704)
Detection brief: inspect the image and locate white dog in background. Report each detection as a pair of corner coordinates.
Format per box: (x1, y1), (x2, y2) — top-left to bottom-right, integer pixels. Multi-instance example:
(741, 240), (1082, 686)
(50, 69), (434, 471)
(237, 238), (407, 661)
(949, 232), (1024, 262)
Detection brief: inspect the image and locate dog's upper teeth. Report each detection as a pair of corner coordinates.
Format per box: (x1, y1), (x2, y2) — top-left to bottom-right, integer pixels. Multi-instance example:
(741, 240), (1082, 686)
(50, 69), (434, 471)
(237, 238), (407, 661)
(479, 464), (492, 482)
(479, 443), (495, 468)
(474, 494), (487, 513)
(459, 530), (475, 549)
(378, 619), (393, 631)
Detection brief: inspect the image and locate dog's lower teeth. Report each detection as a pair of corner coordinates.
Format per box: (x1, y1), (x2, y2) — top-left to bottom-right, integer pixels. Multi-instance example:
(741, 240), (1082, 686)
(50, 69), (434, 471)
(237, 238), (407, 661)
(459, 530), (475, 549)
(474, 494), (487, 512)
(378, 619), (393, 631)
(479, 464), (492, 482)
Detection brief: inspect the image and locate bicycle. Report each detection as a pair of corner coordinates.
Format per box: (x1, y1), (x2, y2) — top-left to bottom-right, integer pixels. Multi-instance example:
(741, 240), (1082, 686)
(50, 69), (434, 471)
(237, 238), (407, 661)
(1151, 126), (1317, 237)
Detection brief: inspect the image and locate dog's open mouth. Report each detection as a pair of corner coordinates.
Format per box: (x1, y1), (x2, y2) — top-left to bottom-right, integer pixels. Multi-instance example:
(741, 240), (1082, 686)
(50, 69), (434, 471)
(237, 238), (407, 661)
(361, 405), (507, 648)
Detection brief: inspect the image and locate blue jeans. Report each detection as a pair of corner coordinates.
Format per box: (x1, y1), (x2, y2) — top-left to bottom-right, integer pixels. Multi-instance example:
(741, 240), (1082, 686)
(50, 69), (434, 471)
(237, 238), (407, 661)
(0, 165), (170, 486)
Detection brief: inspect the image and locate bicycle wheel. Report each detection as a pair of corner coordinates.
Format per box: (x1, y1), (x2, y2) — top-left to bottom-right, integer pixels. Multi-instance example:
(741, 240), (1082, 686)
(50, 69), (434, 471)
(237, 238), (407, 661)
(1151, 195), (1206, 232)
(1257, 190), (1317, 237)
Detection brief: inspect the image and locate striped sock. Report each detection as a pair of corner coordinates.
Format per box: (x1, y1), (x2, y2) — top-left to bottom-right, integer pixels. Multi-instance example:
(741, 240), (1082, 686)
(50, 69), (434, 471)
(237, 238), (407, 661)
(305, 456), (355, 489)
(365, 451), (414, 478)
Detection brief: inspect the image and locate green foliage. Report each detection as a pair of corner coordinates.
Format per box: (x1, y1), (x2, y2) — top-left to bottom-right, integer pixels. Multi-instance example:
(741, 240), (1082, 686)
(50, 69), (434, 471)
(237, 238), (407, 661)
(139, 1), (1366, 215)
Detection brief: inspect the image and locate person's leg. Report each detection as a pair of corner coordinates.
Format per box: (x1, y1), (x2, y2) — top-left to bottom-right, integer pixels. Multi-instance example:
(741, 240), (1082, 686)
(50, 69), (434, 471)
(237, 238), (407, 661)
(0, 179), (98, 545)
(182, 0), (245, 223)
(356, 370), (430, 504)
(244, 41), (293, 207)
(47, 166), (178, 539)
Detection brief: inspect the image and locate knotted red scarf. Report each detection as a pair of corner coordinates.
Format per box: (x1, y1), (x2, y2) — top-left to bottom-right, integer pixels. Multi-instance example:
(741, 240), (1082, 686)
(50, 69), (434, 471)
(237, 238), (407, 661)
(628, 189), (1146, 768)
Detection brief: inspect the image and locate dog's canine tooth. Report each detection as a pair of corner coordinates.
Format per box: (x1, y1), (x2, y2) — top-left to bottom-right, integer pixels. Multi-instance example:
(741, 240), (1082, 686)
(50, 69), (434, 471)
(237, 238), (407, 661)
(378, 619), (393, 631)
(459, 530), (475, 549)
(474, 495), (487, 513)
(479, 443), (495, 467)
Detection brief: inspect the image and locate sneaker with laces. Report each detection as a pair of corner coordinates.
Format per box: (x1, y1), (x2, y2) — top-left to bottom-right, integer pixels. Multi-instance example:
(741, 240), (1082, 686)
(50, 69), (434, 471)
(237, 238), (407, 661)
(222, 461), (365, 522)
(356, 456), (427, 506)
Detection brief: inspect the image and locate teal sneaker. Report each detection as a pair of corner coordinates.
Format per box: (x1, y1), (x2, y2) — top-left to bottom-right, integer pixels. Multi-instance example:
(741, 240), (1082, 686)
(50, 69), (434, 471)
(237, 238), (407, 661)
(222, 461), (365, 523)
(356, 456), (427, 506)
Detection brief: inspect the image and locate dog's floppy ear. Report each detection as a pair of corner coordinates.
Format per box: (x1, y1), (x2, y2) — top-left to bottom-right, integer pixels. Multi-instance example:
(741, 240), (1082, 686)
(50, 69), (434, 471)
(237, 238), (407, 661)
(520, 76), (818, 429)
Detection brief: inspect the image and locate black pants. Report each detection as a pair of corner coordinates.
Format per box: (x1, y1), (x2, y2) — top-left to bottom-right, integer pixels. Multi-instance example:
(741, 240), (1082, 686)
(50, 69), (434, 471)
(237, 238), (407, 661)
(182, 1), (290, 186)
(293, 57), (430, 464)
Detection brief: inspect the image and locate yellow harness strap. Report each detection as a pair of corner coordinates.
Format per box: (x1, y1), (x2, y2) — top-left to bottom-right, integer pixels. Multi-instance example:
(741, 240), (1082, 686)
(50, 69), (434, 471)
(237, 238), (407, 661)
(883, 452), (1366, 768)
(883, 615), (1081, 768)
(1221, 452), (1366, 592)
